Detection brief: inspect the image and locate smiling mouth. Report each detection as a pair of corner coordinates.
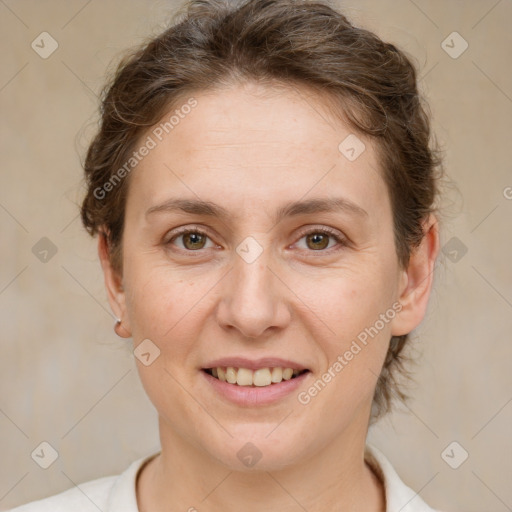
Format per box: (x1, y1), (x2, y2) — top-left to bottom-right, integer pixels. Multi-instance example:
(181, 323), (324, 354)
(203, 367), (310, 387)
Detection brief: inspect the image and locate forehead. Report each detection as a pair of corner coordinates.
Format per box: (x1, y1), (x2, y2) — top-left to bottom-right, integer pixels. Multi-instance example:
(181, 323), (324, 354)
(127, 81), (388, 220)
(165, 81), (358, 162)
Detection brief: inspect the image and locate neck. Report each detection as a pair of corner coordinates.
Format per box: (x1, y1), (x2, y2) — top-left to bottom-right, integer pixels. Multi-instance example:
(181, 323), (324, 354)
(137, 415), (385, 512)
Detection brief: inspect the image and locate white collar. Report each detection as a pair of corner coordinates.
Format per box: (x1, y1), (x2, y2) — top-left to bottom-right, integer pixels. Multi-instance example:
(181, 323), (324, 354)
(365, 443), (440, 511)
(106, 443), (439, 512)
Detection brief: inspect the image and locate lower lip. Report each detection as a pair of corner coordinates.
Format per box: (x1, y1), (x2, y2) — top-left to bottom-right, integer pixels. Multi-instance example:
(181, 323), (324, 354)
(201, 370), (310, 407)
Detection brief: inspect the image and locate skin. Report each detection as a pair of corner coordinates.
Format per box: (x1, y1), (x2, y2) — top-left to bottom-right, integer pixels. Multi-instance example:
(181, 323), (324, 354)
(99, 80), (439, 512)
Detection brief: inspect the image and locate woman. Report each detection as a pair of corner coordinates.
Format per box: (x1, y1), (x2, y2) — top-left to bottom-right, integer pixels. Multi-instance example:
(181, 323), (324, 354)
(11, 0), (444, 510)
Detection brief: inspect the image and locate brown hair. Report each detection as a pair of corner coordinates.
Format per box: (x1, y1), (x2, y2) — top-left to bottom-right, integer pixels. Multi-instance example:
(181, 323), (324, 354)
(80, 0), (443, 422)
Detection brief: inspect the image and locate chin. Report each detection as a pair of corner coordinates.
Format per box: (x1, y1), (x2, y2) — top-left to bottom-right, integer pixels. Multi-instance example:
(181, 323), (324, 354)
(212, 441), (305, 472)
(199, 424), (313, 472)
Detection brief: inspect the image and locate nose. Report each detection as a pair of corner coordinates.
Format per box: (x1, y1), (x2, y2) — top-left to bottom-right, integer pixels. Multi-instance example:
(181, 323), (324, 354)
(215, 248), (291, 339)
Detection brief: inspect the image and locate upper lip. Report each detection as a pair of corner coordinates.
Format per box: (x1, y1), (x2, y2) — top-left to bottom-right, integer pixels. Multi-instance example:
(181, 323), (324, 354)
(202, 357), (310, 371)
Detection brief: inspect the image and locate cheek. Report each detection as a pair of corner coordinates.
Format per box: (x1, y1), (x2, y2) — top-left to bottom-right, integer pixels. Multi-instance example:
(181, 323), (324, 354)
(294, 272), (396, 430)
(122, 256), (216, 348)
(310, 264), (398, 371)
(317, 266), (394, 327)
(121, 260), (213, 415)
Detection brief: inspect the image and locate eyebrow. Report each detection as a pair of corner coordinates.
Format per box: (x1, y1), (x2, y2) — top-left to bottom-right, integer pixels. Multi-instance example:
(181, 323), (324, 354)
(145, 196), (368, 223)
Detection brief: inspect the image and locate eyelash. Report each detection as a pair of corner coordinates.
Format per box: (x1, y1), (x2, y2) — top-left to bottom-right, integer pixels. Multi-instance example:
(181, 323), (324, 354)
(165, 225), (347, 255)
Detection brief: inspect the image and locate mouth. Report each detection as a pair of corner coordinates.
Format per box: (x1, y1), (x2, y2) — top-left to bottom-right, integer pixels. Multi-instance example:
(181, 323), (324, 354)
(202, 367), (310, 387)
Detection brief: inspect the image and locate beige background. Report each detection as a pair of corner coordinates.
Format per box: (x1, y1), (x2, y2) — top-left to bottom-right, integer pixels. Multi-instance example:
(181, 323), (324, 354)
(1, 1), (511, 511)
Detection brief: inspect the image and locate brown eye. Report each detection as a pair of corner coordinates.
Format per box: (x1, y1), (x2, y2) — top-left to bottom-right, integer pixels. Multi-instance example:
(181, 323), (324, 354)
(306, 232), (330, 250)
(167, 229), (214, 251)
(295, 227), (347, 253)
(182, 232), (207, 250)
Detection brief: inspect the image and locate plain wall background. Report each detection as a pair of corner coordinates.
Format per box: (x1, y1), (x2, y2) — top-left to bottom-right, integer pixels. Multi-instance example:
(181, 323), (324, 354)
(1, 1), (511, 510)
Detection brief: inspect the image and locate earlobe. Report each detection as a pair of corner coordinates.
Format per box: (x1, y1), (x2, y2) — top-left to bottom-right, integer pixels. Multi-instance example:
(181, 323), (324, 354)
(114, 318), (132, 338)
(391, 215), (440, 337)
(98, 232), (132, 338)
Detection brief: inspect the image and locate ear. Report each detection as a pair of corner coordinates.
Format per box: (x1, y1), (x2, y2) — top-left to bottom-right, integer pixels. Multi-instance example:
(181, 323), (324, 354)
(391, 214), (440, 337)
(98, 232), (131, 338)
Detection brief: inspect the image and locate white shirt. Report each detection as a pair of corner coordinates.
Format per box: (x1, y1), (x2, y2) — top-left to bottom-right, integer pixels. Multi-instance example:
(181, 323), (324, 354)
(9, 443), (442, 511)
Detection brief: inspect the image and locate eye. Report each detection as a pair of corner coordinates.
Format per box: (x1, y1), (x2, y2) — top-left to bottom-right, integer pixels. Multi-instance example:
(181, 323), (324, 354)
(164, 226), (347, 254)
(165, 228), (215, 251)
(295, 227), (347, 252)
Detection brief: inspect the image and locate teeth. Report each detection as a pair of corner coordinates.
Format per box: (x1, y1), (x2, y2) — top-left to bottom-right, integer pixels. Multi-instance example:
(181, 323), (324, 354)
(226, 367), (237, 384)
(271, 367), (282, 383)
(282, 368), (293, 380)
(236, 368), (253, 386)
(253, 368), (272, 387)
(209, 366), (304, 387)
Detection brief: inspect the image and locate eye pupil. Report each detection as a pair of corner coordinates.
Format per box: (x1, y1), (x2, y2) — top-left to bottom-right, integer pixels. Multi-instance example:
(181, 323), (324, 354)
(174, 230), (339, 252)
(184, 232), (206, 250)
(307, 233), (329, 250)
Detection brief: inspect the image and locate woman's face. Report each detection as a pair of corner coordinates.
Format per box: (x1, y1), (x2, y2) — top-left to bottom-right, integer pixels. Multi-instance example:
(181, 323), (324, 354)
(103, 81), (428, 470)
